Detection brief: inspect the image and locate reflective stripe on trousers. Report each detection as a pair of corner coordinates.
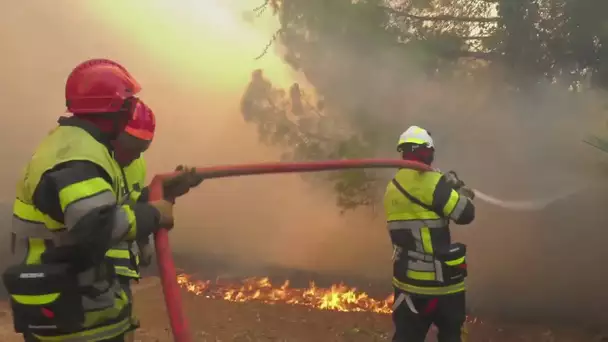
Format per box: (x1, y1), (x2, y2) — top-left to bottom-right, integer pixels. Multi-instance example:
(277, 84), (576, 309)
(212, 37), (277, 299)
(392, 277), (465, 296)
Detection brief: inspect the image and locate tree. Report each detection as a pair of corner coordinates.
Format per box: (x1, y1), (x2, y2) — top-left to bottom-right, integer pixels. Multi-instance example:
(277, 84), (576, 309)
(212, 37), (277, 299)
(241, 69), (384, 211)
(241, 0), (608, 211)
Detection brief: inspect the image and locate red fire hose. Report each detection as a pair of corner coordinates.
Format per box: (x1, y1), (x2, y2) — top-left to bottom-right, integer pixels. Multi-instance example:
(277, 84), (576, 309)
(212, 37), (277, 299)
(149, 159), (431, 342)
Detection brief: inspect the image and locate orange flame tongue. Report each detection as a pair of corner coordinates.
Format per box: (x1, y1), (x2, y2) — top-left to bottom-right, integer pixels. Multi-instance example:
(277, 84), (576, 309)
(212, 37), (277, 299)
(176, 274), (393, 313)
(176, 273), (481, 324)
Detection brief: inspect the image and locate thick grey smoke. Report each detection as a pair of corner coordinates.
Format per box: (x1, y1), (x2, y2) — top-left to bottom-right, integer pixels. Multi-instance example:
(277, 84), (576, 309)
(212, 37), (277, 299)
(2, 1), (607, 327)
(268, 12), (608, 325)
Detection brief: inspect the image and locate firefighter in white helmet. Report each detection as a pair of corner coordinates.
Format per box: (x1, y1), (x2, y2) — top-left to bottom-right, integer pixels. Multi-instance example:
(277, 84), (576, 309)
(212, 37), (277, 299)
(383, 125), (476, 342)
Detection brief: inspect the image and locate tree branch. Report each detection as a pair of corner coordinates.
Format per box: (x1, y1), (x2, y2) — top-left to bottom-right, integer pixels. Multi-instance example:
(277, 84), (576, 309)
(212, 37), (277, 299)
(254, 29), (282, 60)
(386, 7), (499, 23)
(449, 50), (500, 59)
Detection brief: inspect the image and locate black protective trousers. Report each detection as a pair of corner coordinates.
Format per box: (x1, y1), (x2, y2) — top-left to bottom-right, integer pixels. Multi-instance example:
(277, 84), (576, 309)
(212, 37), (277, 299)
(392, 289), (467, 342)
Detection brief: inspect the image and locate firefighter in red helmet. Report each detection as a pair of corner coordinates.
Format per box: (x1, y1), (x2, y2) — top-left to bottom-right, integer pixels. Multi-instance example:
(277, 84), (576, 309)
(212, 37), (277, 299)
(3, 59), (202, 341)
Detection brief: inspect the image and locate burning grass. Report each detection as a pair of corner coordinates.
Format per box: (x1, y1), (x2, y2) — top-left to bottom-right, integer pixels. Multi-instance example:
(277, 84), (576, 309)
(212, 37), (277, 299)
(176, 273), (483, 325)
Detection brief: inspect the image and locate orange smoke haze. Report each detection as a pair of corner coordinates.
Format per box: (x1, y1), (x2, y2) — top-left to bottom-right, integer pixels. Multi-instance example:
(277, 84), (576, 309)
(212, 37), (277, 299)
(1, 1), (608, 327)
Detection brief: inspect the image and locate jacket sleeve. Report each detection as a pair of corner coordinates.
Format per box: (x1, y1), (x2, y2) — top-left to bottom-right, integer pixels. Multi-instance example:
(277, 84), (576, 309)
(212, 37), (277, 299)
(32, 160), (162, 247)
(430, 175), (475, 225)
(137, 187), (150, 203)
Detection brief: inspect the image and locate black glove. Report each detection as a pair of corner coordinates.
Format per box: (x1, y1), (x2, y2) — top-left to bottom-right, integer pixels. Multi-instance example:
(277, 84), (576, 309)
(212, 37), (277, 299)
(458, 186), (475, 200)
(445, 170), (465, 189)
(137, 238), (154, 268)
(162, 165), (204, 200)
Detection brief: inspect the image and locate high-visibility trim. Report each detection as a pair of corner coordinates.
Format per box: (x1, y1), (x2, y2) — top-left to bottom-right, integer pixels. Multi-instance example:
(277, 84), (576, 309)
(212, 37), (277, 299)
(11, 293), (60, 305)
(59, 177), (113, 212)
(407, 250), (434, 262)
(32, 316), (132, 342)
(13, 199), (63, 231)
(26, 238), (45, 265)
(420, 228), (433, 254)
(114, 266), (140, 278)
(385, 211), (441, 222)
(130, 190), (142, 203)
(106, 249), (130, 259)
(64, 191), (116, 230)
(122, 205), (137, 240)
(392, 277), (465, 295)
(448, 195), (467, 221)
(445, 256), (465, 266)
(406, 270), (436, 281)
(407, 260), (435, 271)
(107, 243), (141, 278)
(11, 123), (135, 341)
(387, 219), (448, 230)
(401, 137), (426, 145)
(443, 190), (460, 216)
(82, 288), (129, 327)
(434, 260), (445, 282)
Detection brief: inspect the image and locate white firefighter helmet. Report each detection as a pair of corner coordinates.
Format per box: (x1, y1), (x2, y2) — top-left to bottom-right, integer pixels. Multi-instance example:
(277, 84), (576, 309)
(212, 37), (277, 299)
(396, 125), (434, 151)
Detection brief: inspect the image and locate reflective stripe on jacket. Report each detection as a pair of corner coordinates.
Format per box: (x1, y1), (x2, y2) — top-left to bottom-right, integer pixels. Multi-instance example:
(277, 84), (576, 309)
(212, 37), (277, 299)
(105, 157), (146, 279)
(11, 118), (134, 340)
(383, 168), (470, 296)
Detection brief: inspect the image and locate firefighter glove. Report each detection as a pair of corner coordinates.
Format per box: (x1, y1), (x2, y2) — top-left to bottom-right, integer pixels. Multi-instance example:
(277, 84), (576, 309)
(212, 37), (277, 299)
(458, 186), (475, 200)
(162, 165), (204, 200)
(137, 238), (154, 268)
(149, 199), (175, 228)
(445, 170), (465, 189)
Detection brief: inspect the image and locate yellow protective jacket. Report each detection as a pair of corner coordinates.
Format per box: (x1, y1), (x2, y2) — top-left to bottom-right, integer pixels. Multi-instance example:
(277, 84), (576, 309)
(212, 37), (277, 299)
(105, 157), (148, 279)
(9, 117), (161, 341)
(383, 168), (475, 296)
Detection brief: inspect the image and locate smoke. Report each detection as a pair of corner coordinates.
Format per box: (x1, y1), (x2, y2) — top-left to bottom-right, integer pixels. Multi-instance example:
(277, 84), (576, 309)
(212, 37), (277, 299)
(260, 7), (608, 325)
(0, 2), (386, 284)
(2, 1), (608, 327)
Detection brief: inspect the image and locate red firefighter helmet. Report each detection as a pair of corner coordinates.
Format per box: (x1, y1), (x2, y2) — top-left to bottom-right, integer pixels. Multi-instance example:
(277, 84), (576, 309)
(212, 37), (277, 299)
(112, 98), (156, 165)
(124, 99), (156, 142)
(65, 58), (142, 114)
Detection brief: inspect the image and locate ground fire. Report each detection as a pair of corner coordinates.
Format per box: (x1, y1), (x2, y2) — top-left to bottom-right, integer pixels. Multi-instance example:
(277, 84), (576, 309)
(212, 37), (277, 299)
(176, 273), (484, 324)
(177, 273), (394, 314)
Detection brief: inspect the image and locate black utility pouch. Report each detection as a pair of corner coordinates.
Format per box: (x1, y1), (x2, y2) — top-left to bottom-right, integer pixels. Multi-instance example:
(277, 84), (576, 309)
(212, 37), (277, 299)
(2, 263), (84, 333)
(435, 243), (468, 284)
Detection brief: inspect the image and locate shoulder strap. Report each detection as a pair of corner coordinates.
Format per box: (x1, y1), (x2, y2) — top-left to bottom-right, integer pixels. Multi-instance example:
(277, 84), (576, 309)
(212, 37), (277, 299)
(391, 178), (442, 216)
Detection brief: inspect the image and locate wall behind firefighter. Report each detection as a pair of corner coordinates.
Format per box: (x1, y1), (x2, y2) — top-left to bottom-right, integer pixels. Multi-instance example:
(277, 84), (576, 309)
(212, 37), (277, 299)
(1, 1), (607, 326)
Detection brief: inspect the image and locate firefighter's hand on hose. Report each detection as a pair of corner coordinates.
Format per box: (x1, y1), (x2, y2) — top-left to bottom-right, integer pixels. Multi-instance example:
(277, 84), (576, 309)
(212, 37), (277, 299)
(458, 186), (475, 200)
(149, 199), (175, 228)
(162, 165), (204, 200)
(137, 238), (154, 267)
(445, 170), (465, 189)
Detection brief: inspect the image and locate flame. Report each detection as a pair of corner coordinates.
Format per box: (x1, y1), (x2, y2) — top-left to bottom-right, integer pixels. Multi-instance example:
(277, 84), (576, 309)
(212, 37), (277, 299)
(177, 273), (394, 313)
(176, 274), (482, 325)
